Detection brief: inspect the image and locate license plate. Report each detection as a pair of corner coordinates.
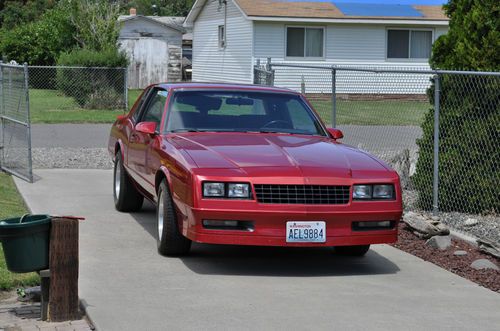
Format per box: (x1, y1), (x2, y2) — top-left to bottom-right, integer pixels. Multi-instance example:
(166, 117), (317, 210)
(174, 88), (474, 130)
(286, 221), (326, 243)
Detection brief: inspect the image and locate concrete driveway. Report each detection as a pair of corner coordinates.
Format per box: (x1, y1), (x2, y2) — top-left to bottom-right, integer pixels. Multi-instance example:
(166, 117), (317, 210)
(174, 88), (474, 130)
(15, 170), (500, 331)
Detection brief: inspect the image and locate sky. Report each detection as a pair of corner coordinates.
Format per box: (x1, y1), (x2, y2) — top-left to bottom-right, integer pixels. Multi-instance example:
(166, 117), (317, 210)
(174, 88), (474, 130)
(335, 0), (446, 3)
(287, 0), (448, 4)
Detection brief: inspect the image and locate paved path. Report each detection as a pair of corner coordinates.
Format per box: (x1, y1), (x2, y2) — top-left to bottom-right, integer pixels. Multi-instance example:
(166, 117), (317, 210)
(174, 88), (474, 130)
(31, 124), (111, 148)
(15, 170), (500, 331)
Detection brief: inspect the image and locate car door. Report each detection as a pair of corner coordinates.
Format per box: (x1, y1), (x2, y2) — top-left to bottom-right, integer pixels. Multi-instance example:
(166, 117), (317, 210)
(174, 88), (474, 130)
(127, 88), (168, 191)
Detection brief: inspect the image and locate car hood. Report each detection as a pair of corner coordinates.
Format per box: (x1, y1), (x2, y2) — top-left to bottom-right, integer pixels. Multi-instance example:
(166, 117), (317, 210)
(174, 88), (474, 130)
(170, 133), (391, 178)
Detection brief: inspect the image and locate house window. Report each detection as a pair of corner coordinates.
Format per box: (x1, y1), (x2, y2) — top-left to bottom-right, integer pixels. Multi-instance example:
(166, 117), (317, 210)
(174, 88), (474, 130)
(218, 25), (225, 48)
(387, 29), (432, 59)
(286, 27), (324, 58)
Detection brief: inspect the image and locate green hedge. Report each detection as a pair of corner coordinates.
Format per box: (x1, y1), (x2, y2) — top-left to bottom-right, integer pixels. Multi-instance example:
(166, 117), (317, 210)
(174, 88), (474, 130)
(413, 75), (499, 214)
(56, 48), (128, 109)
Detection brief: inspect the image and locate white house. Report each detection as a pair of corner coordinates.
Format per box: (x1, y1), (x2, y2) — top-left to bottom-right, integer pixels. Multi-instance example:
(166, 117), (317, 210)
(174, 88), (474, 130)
(184, 0), (449, 94)
(118, 14), (185, 88)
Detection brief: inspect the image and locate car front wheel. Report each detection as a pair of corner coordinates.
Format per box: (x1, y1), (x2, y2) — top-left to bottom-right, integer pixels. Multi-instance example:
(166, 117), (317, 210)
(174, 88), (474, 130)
(334, 245), (370, 256)
(157, 180), (191, 256)
(113, 151), (144, 212)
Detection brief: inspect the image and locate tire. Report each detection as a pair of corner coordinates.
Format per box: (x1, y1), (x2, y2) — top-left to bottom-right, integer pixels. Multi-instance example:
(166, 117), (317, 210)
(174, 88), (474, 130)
(157, 180), (191, 256)
(113, 151), (144, 212)
(334, 245), (370, 257)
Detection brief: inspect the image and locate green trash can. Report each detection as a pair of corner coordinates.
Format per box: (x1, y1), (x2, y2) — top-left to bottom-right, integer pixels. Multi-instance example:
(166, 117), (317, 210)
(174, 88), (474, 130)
(0, 214), (51, 273)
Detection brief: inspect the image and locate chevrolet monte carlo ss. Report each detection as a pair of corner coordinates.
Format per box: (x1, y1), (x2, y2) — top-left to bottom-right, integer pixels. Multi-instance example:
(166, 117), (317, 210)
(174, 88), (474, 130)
(108, 83), (402, 256)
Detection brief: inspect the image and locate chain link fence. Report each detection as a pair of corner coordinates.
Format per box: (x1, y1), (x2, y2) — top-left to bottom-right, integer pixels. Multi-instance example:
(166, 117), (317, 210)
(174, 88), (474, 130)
(256, 61), (500, 227)
(0, 62), (33, 182)
(28, 66), (128, 115)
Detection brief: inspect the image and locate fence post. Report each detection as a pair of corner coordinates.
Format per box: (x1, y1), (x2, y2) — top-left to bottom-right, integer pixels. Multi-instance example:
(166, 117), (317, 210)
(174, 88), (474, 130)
(432, 74), (441, 215)
(301, 75), (305, 94)
(24, 63), (33, 183)
(331, 67), (337, 128)
(123, 68), (128, 112)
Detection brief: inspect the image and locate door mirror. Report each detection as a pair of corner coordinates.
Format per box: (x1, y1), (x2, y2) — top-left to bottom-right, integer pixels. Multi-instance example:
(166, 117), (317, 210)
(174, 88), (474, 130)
(116, 114), (126, 121)
(327, 128), (344, 140)
(136, 122), (157, 135)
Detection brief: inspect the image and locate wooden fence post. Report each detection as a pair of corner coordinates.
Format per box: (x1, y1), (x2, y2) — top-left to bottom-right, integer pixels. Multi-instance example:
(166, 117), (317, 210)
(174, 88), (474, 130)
(48, 217), (79, 321)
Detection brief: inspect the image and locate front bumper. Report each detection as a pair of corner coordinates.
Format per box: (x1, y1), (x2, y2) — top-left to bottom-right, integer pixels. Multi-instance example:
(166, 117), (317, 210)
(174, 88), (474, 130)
(183, 206), (401, 247)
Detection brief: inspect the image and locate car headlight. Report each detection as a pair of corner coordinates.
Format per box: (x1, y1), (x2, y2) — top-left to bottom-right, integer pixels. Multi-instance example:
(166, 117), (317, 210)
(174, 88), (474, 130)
(203, 182), (225, 197)
(373, 185), (394, 199)
(353, 184), (394, 200)
(228, 183), (250, 198)
(353, 185), (372, 199)
(203, 182), (252, 199)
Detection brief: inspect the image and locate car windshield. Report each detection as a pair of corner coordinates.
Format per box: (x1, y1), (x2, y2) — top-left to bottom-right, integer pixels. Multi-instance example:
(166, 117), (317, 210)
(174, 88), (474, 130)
(166, 90), (326, 136)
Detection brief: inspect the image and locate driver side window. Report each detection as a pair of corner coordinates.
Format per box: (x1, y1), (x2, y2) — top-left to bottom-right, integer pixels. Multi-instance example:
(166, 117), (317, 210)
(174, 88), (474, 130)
(140, 89), (168, 130)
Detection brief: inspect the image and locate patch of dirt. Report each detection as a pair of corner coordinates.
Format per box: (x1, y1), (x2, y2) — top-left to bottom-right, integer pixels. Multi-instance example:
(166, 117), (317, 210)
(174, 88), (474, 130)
(392, 223), (500, 293)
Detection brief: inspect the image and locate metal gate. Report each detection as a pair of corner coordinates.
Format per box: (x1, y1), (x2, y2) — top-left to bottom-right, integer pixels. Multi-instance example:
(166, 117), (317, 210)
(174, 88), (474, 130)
(0, 62), (33, 182)
(254, 59), (274, 86)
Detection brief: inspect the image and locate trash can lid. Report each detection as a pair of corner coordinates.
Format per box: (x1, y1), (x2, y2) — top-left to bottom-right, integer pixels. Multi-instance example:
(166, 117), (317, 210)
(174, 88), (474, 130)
(0, 215), (51, 228)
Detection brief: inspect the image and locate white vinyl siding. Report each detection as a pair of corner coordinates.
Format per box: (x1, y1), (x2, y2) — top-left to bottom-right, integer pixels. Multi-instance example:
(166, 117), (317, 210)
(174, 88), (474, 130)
(327, 25), (386, 61)
(192, 0), (253, 84)
(252, 22), (448, 94)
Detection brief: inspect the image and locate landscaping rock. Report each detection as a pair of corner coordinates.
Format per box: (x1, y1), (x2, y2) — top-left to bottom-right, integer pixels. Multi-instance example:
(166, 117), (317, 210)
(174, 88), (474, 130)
(464, 218), (478, 227)
(470, 259), (499, 271)
(403, 212), (450, 239)
(477, 239), (500, 259)
(425, 235), (452, 251)
(453, 250), (468, 256)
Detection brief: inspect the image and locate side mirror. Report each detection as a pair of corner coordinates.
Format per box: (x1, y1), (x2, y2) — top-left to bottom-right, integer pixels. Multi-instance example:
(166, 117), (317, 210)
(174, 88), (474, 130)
(327, 128), (344, 140)
(136, 122), (157, 135)
(116, 114), (126, 121)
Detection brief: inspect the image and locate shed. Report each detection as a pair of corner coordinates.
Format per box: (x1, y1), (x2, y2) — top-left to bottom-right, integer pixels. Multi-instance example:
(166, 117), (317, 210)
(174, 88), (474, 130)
(118, 14), (185, 88)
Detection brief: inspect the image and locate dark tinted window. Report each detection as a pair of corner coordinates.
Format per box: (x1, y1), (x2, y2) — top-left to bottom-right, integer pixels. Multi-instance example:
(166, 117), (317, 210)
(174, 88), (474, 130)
(167, 91), (325, 136)
(131, 88), (151, 123)
(387, 30), (409, 58)
(141, 89), (168, 130)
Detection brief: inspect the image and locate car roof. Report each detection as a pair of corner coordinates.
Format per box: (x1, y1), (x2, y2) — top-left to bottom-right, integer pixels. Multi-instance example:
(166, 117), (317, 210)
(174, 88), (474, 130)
(156, 82), (299, 94)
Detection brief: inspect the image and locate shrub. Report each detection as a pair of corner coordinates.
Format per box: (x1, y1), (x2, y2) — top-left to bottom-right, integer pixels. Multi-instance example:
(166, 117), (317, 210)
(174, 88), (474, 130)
(414, 76), (500, 214)
(56, 48), (128, 108)
(413, 0), (499, 214)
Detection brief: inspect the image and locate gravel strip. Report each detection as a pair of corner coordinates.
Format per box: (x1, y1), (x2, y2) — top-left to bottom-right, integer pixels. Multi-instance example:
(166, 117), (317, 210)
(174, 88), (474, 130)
(403, 189), (500, 247)
(33, 147), (112, 169)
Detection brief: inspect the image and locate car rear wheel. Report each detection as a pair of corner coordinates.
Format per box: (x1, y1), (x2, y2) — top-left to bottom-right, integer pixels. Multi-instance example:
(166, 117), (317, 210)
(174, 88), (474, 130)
(113, 151), (144, 212)
(334, 245), (370, 256)
(157, 180), (191, 256)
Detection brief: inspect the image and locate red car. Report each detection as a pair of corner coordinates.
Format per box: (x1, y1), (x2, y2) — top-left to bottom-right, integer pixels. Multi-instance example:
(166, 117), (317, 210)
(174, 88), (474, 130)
(109, 83), (402, 256)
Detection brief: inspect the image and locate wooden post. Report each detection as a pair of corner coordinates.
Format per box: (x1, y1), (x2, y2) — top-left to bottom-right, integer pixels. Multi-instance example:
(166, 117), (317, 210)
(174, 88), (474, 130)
(48, 217), (79, 321)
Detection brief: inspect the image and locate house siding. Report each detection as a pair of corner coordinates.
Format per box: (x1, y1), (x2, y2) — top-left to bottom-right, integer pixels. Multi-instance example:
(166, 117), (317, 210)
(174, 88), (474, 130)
(254, 22), (449, 93)
(192, 0), (253, 83)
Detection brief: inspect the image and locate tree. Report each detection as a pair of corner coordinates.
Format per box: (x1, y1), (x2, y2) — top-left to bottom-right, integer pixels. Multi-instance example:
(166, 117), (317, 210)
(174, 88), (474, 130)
(64, 0), (122, 51)
(413, 0), (500, 214)
(0, 0), (56, 30)
(0, 5), (75, 65)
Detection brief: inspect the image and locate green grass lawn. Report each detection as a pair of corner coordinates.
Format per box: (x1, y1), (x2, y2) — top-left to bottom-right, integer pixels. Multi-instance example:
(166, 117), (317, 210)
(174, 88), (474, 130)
(0, 173), (40, 290)
(28, 88), (429, 126)
(311, 99), (429, 126)
(29, 89), (142, 124)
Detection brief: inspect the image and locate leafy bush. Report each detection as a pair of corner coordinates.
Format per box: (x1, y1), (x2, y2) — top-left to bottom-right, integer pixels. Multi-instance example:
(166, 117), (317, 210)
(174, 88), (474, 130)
(413, 0), (500, 214)
(0, 7), (75, 65)
(56, 48), (128, 108)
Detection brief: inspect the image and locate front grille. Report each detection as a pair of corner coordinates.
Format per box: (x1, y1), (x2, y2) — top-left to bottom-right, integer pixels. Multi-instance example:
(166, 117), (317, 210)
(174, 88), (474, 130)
(254, 184), (350, 205)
